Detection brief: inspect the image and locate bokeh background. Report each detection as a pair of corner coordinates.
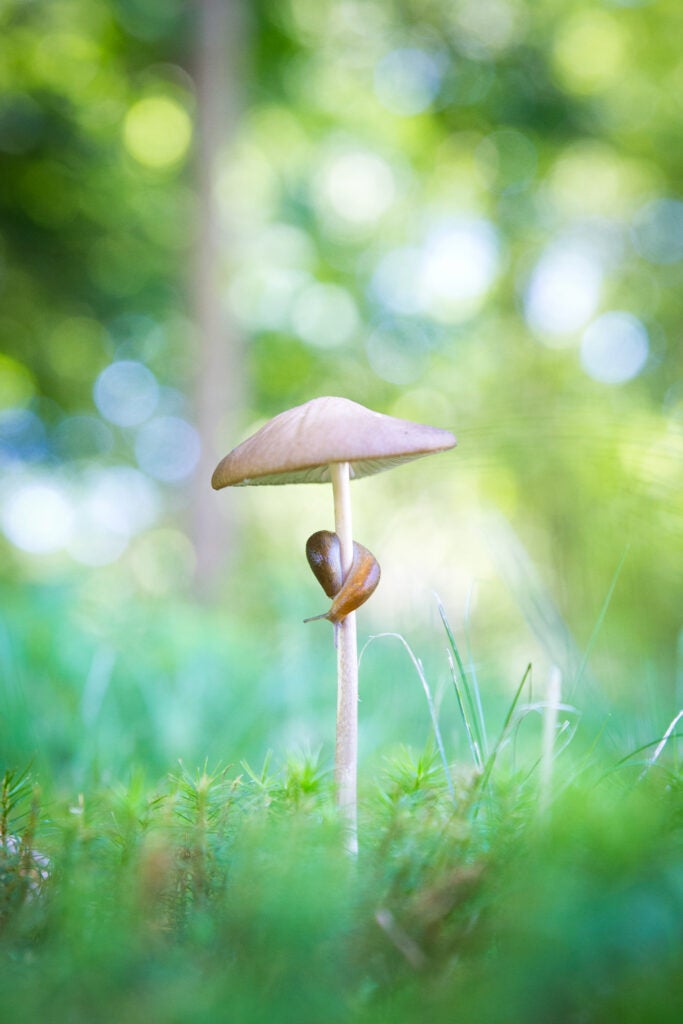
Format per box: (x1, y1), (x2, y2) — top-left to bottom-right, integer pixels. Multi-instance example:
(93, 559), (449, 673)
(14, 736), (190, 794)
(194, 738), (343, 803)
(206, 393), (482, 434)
(1, 0), (681, 790)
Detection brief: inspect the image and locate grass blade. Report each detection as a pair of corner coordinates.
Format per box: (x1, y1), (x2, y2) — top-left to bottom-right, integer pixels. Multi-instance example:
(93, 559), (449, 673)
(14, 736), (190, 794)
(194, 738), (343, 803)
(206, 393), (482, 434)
(638, 710), (683, 780)
(362, 633), (456, 804)
(474, 663), (533, 806)
(464, 583), (488, 758)
(446, 650), (483, 771)
(540, 666), (562, 813)
(437, 598), (486, 766)
(575, 545), (630, 690)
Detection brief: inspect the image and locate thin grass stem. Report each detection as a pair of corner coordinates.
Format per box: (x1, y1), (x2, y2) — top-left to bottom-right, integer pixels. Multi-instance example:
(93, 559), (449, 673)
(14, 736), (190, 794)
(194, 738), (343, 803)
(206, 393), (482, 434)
(446, 650), (482, 771)
(596, 731), (683, 783)
(638, 710), (683, 781)
(361, 633), (456, 804)
(575, 545), (630, 690)
(437, 598), (486, 765)
(464, 582), (488, 758)
(540, 666), (562, 813)
(472, 663), (533, 813)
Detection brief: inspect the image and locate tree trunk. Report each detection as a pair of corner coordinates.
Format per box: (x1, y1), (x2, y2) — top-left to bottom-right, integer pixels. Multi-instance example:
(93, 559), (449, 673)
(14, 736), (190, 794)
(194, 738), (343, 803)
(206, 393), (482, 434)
(191, 0), (247, 596)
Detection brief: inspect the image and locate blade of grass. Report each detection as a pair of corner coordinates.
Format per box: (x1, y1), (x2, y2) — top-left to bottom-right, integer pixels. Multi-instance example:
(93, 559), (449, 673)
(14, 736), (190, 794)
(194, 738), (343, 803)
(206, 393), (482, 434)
(361, 633), (456, 804)
(521, 719), (579, 788)
(563, 714), (613, 789)
(464, 582), (488, 759)
(446, 649), (483, 771)
(540, 666), (562, 814)
(638, 710), (683, 781)
(510, 700), (577, 776)
(575, 545), (630, 690)
(597, 730), (683, 782)
(472, 663), (533, 812)
(437, 598), (486, 766)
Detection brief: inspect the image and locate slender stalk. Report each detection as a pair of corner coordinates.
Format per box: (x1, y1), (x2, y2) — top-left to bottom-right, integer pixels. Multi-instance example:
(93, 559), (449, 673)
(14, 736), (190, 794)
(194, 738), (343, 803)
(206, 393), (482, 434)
(638, 709), (683, 781)
(330, 461), (358, 854)
(540, 666), (561, 814)
(364, 632), (455, 804)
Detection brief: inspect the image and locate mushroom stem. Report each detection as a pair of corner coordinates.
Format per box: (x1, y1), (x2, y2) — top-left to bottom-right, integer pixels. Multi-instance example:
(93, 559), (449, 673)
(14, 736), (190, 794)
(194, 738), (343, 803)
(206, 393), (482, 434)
(330, 460), (358, 854)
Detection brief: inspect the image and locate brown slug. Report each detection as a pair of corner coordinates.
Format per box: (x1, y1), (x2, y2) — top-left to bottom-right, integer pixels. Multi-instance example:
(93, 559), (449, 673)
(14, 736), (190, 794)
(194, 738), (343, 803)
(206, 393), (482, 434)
(304, 530), (381, 627)
(305, 530), (344, 599)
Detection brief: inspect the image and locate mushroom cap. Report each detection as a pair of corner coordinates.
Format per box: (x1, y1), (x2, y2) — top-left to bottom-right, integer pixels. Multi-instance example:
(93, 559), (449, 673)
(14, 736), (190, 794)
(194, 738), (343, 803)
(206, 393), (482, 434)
(211, 396), (456, 488)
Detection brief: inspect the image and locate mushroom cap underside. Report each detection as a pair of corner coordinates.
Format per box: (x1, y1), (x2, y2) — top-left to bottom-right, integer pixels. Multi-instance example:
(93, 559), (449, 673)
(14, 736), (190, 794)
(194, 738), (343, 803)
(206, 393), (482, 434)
(211, 396), (456, 488)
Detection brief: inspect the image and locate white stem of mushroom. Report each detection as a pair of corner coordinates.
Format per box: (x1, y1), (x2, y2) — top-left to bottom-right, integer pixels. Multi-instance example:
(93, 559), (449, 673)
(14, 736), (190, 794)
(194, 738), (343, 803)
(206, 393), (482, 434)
(330, 460), (358, 855)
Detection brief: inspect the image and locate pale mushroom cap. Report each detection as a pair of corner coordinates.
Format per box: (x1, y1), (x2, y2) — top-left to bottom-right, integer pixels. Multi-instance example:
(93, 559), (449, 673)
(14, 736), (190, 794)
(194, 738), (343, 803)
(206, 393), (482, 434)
(211, 396), (456, 488)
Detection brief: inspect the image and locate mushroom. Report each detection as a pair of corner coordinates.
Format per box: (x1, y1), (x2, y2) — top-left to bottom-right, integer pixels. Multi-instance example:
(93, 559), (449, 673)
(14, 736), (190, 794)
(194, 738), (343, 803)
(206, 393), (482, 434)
(211, 396), (456, 850)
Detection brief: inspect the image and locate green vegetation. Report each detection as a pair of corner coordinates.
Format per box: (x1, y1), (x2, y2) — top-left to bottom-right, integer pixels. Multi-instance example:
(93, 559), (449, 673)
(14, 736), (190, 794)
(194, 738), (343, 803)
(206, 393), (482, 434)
(1, 596), (681, 1023)
(1, 706), (681, 1023)
(1, 0), (681, 1018)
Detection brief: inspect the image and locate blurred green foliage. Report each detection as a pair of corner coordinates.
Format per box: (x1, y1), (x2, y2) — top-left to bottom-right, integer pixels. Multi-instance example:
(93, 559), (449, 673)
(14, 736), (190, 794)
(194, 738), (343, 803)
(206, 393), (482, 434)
(0, 750), (681, 1023)
(0, 0), (681, 787)
(2, 4), (682, 1017)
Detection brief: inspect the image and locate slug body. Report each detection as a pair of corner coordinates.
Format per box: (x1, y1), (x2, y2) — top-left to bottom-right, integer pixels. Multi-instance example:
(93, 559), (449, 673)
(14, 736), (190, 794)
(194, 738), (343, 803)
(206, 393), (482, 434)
(305, 530), (344, 598)
(304, 530), (380, 627)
